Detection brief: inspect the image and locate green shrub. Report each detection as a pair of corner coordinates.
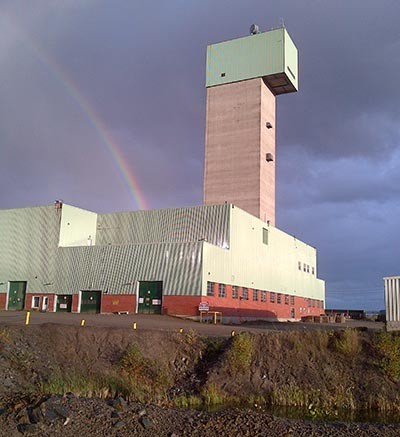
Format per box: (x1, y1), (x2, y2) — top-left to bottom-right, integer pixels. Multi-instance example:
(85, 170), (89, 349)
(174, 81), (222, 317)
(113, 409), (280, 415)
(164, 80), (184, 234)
(120, 343), (171, 389)
(375, 332), (400, 382)
(333, 329), (361, 356)
(226, 332), (253, 374)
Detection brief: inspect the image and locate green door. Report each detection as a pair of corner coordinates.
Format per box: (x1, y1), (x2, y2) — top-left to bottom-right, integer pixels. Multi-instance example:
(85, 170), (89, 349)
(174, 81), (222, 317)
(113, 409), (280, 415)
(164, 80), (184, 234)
(7, 281), (27, 311)
(56, 295), (72, 312)
(138, 281), (163, 314)
(80, 291), (101, 313)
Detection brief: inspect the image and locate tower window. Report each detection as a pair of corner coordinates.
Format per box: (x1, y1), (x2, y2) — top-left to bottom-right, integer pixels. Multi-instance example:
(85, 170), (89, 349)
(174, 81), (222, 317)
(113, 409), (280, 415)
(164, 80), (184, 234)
(221, 72), (226, 77)
(262, 228), (268, 245)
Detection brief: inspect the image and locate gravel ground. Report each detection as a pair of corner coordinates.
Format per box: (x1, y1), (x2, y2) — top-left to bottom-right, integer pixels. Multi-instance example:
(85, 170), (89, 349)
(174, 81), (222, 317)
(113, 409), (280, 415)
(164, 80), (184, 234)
(0, 395), (399, 437)
(0, 311), (384, 336)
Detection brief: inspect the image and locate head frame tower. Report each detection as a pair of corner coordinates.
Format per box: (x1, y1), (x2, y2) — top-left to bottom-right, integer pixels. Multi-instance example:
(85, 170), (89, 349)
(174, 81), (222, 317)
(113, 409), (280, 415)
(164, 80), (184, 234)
(203, 26), (298, 225)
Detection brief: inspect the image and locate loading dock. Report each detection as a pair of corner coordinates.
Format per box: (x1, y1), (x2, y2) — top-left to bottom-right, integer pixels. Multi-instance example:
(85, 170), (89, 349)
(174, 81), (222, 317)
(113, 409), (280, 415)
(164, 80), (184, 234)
(56, 295), (72, 312)
(7, 281), (27, 311)
(80, 290), (102, 313)
(138, 281), (163, 314)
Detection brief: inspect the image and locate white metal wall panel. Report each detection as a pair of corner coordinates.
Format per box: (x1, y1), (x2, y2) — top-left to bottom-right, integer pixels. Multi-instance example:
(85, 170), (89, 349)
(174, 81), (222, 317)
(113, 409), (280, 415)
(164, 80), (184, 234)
(0, 206), (61, 294)
(202, 205), (325, 301)
(385, 277), (400, 322)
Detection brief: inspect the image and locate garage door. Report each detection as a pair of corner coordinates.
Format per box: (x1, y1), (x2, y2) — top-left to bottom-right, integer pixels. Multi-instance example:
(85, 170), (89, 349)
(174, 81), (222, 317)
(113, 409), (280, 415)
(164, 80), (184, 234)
(138, 281), (162, 314)
(80, 291), (101, 313)
(8, 281), (27, 311)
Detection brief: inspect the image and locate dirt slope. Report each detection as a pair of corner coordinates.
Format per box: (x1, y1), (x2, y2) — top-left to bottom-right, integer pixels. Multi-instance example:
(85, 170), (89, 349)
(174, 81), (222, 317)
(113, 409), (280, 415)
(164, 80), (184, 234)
(0, 323), (400, 436)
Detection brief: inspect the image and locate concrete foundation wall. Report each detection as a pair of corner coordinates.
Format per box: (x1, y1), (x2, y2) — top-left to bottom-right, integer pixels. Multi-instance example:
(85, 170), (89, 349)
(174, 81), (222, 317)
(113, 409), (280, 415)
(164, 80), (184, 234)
(386, 321), (400, 332)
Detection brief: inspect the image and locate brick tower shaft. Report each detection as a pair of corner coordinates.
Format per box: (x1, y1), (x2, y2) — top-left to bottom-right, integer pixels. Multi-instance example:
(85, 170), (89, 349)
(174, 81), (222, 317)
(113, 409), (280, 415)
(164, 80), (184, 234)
(204, 77), (276, 224)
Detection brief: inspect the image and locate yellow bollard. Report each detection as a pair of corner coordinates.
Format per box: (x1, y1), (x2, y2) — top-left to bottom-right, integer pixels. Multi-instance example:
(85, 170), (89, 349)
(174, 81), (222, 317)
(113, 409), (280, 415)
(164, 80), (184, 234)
(25, 311), (30, 326)
(81, 319), (85, 327)
(231, 330), (235, 337)
(179, 328), (184, 333)
(133, 322), (137, 330)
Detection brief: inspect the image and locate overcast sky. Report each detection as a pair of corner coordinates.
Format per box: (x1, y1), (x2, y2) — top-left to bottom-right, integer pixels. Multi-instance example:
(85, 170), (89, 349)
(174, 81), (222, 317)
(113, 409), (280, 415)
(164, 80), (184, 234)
(1, 1), (399, 310)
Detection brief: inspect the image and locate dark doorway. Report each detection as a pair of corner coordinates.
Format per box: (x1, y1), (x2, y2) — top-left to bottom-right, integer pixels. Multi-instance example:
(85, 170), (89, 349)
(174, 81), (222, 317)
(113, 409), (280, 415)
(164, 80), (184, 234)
(56, 295), (72, 312)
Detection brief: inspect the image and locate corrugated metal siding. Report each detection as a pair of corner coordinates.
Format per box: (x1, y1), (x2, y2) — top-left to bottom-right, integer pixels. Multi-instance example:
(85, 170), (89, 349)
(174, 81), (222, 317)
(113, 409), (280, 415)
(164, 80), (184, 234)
(53, 242), (203, 296)
(0, 204), (229, 298)
(385, 277), (400, 322)
(0, 206), (61, 294)
(96, 204), (230, 248)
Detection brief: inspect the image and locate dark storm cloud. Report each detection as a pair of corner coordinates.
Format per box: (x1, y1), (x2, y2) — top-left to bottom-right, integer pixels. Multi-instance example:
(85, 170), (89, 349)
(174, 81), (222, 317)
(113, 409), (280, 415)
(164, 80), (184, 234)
(1, 0), (399, 309)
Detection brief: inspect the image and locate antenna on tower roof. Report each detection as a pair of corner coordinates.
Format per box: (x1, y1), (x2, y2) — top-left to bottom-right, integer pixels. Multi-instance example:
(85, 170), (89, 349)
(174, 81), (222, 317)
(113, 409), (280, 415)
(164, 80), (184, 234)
(249, 24), (260, 35)
(280, 18), (285, 28)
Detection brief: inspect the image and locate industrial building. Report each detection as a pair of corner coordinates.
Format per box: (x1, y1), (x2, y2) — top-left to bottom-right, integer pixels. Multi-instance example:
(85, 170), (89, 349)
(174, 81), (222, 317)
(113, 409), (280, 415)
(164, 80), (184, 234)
(0, 25), (325, 320)
(384, 276), (400, 330)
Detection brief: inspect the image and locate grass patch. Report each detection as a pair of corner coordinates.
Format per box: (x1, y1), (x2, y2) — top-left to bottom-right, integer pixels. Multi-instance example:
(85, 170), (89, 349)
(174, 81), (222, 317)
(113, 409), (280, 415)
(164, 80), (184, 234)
(270, 385), (351, 419)
(202, 383), (224, 406)
(226, 332), (253, 375)
(173, 394), (203, 409)
(41, 370), (127, 398)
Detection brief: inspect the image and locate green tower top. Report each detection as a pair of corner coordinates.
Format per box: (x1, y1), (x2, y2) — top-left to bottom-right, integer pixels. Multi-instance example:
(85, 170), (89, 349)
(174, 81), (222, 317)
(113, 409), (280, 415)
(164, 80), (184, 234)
(206, 26), (298, 94)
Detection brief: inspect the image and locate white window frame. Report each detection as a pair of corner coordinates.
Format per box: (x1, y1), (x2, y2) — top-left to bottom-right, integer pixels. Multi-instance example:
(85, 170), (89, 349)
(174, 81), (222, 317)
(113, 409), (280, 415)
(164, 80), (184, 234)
(31, 296), (40, 309)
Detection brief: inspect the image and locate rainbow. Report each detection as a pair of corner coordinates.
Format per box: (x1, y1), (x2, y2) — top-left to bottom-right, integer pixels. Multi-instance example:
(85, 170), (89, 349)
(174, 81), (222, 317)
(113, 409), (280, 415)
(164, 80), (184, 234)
(1, 11), (149, 210)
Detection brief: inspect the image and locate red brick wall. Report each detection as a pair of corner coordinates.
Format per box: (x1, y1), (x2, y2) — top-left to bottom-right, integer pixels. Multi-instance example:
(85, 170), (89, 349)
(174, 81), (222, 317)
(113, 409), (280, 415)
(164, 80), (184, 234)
(101, 294), (136, 314)
(201, 283), (324, 320)
(72, 295), (79, 313)
(25, 294), (56, 312)
(7, 285), (323, 321)
(162, 295), (202, 316)
(0, 293), (6, 310)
